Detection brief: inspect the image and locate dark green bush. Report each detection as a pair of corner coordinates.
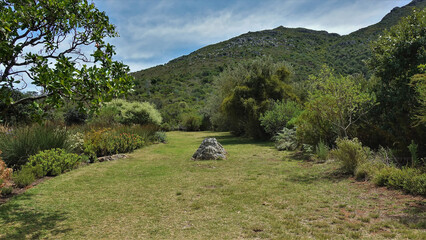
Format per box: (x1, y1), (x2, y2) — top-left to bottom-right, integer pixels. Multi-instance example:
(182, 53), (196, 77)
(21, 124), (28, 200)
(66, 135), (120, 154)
(0, 124), (70, 169)
(330, 138), (369, 174)
(1, 186), (13, 196)
(64, 108), (87, 126)
(25, 148), (82, 176)
(12, 166), (35, 188)
(274, 127), (298, 151)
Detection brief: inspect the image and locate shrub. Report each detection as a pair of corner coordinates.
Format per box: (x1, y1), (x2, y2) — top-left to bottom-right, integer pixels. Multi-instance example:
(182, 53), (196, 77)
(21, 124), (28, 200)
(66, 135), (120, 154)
(104, 99), (162, 126)
(274, 127), (298, 151)
(0, 124), (70, 169)
(260, 100), (302, 136)
(330, 138), (368, 174)
(373, 167), (426, 196)
(407, 140), (419, 167)
(154, 131), (167, 143)
(0, 152), (13, 188)
(64, 108), (87, 126)
(315, 140), (329, 161)
(1, 186), (13, 196)
(68, 132), (85, 154)
(25, 149), (82, 177)
(181, 113), (202, 131)
(12, 166), (35, 188)
(84, 129), (144, 160)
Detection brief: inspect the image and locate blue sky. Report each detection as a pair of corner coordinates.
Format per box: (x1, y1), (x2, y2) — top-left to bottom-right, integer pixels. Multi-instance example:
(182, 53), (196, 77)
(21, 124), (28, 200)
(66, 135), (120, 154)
(94, 0), (411, 72)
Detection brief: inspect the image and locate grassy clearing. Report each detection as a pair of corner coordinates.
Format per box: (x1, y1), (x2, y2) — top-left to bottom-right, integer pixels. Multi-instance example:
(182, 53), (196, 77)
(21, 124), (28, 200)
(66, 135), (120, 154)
(0, 131), (424, 239)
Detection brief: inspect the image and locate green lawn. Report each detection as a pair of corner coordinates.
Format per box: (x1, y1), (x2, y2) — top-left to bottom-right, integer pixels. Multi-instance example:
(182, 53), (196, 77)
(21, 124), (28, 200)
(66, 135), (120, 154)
(0, 131), (424, 239)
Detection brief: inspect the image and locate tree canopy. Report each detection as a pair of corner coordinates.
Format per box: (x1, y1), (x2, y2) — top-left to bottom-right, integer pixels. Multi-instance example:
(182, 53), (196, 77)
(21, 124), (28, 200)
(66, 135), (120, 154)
(0, 0), (134, 113)
(367, 8), (426, 153)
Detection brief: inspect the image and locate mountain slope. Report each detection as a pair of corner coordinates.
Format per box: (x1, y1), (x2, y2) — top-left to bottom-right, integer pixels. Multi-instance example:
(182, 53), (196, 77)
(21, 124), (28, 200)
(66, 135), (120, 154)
(129, 0), (425, 121)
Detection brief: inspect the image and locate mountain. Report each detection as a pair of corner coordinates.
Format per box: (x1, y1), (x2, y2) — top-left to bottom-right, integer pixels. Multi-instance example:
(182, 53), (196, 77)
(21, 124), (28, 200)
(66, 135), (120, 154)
(129, 0), (426, 120)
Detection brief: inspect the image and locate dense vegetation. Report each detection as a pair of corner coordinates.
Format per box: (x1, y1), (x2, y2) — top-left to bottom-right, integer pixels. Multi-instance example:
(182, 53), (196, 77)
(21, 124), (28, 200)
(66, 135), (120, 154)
(0, 2), (425, 238)
(130, 0), (426, 129)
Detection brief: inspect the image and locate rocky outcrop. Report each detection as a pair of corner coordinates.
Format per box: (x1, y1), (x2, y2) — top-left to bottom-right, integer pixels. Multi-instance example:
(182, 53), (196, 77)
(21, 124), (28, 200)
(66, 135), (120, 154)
(192, 138), (227, 160)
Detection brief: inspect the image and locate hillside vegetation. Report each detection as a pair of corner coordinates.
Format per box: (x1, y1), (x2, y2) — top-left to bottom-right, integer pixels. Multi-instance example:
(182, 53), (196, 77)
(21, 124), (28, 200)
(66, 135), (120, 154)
(130, 0), (426, 119)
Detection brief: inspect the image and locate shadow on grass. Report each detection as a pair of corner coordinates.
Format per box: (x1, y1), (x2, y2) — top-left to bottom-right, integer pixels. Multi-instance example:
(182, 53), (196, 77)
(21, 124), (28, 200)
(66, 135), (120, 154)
(0, 193), (71, 239)
(204, 134), (273, 148)
(391, 200), (426, 229)
(286, 168), (350, 185)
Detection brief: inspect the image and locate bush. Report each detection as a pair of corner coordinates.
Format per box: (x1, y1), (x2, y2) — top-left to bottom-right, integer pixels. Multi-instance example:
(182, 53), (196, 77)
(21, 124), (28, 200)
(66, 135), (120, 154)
(0, 124), (70, 169)
(102, 99), (162, 126)
(64, 108), (87, 126)
(68, 132), (85, 154)
(0, 152), (13, 188)
(12, 166), (35, 188)
(330, 138), (368, 174)
(373, 167), (426, 196)
(154, 131), (167, 143)
(315, 140), (329, 161)
(84, 129), (144, 160)
(25, 148), (82, 177)
(181, 113), (202, 131)
(260, 100), (302, 136)
(274, 127), (298, 151)
(1, 186), (13, 196)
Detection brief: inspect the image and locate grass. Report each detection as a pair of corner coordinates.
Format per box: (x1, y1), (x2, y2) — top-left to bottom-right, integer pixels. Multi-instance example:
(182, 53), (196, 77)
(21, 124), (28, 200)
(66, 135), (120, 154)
(0, 131), (425, 239)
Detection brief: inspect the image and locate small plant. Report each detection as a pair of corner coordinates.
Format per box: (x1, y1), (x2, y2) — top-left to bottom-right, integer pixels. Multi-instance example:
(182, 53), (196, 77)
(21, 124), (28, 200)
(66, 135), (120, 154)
(330, 138), (368, 174)
(274, 127), (298, 151)
(68, 132), (85, 154)
(407, 140), (418, 167)
(315, 140), (329, 161)
(13, 166), (35, 188)
(26, 149), (82, 177)
(154, 131), (167, 143)
(0, 152), (13, 188)
(1, 186), (13, 196)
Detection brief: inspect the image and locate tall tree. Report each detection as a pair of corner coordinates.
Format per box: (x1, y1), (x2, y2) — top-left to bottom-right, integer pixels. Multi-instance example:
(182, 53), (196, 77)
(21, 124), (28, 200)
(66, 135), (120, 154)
(208, 57), (297, 138)
(296, 66), (375, 144)
(0, 0), (133, 113)
(367, 8), (426, 154)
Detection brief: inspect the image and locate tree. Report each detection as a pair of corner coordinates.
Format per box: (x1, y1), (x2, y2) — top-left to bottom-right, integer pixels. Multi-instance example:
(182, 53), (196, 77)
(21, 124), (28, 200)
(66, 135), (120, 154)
(0, 0), (133, 113)
(367, 8), (426, 154)
(296, 66), (375, 144)
(207, 57), (297, 138)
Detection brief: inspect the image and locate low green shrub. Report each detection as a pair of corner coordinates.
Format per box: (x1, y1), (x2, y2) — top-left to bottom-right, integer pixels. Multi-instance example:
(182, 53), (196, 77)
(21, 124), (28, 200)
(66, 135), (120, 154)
(84, 129), (144, 160)
(330, 138), (368, 174)
(13, 166), (35, 188)
(1, 186), (13, 196)
(0, 124), (70, 169)
(373, 167), (426, 196)
(101, 99), (162, 126)
(25, 148), (82, 176)
(274, 127), (298, 151)
(315, 140), (329, 161)
(154, 131), (167, 143)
